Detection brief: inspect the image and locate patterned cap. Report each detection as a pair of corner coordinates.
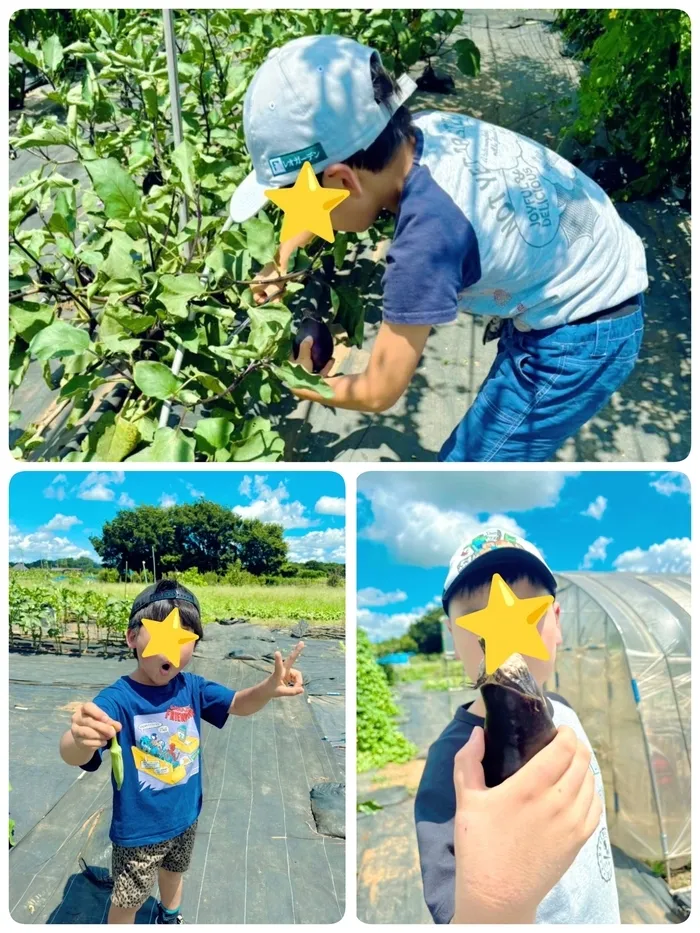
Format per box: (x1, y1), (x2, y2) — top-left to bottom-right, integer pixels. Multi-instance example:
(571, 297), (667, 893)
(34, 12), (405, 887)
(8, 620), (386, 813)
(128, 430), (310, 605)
(442, 528), (556, 613)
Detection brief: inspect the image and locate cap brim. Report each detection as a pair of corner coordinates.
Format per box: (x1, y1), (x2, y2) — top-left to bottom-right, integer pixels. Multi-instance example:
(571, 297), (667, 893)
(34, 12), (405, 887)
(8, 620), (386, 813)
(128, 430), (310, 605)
(442, 547), (557, 614)
(227, 169), (270, 225)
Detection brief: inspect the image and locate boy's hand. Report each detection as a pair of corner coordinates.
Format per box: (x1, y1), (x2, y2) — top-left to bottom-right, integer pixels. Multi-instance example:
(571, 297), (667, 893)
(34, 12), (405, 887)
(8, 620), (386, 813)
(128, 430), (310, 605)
(267, 641), (305, 698)
(251, 261), (286, 305)
(452, 725), (601, 924)
(71, 702), (122, 752)
(292, 337), (335, 376)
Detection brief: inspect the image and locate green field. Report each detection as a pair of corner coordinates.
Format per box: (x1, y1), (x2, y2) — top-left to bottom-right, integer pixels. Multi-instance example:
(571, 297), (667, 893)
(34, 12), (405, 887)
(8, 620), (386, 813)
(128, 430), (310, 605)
(391, 655), (470, 691)
(95, 582), (345, 626)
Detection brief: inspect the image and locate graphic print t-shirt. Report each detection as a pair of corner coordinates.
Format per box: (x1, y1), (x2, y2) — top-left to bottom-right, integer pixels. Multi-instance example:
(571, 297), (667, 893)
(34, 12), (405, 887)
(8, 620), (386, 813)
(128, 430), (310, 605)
(382, 111), (648, 330)
(81, 673), (235, 847)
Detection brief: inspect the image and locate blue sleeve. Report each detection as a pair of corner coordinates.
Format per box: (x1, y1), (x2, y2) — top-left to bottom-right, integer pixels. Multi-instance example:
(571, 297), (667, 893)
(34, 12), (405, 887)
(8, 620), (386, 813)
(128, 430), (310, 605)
(79, 688), (121, 773)
(196, 676), (236, 728)
(415, 725), (475, 924)
(382, 166), (481, 327)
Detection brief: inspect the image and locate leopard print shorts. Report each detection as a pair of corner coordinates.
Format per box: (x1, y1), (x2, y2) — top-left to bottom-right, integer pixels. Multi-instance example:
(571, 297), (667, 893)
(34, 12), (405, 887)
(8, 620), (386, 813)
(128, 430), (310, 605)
(111, 821), (198, 910)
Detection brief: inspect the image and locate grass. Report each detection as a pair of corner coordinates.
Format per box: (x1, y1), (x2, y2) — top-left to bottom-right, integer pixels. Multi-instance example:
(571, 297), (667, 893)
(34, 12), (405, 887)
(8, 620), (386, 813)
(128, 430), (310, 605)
(392, 655), (470, 690)
(56, 581), (345, 627)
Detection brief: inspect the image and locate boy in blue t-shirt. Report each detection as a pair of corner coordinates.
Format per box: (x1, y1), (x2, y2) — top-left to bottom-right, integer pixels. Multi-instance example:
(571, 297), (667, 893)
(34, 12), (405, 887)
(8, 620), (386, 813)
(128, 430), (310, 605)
(59, 580), (304, 924)
(231, 35), (647, 462)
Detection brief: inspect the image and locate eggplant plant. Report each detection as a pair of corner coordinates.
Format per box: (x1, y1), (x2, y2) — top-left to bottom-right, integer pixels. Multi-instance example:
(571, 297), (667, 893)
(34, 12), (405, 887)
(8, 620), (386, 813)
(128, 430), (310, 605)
(9, 8), (479, 462)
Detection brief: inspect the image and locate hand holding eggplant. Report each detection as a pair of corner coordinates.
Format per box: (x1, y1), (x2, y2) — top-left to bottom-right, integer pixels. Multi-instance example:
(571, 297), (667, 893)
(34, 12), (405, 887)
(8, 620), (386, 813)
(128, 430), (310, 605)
(452, 724), (601, 923)
(292, 318), (335, 374)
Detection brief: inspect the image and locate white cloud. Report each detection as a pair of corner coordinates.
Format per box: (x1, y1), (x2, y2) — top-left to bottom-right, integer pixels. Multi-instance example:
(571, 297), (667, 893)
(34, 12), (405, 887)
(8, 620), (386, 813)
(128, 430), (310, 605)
(581, 536), (613, 569)
(159, 493), (177, 508)
(357, 587), (407, 608)
(77, 472), (125, 502)
(44, 474), (67, 501)
(315, 496), (346, 516)
(358, 472), (566, 568)
(43, 514), (81, 531)
(285, 528), (345, 563)
(118, 493), (136, 507)
(650, 473), (691, 497)
(9, 523), (93, 563)
(358, 597), (441, 642)
(360, 471), (567, 515)
(186, 483), (204, 498)
(234, 474), (312, 529)
(614, 537), (690, 574)
(581, 495), (607, 520)
(365, 495), (524, 568)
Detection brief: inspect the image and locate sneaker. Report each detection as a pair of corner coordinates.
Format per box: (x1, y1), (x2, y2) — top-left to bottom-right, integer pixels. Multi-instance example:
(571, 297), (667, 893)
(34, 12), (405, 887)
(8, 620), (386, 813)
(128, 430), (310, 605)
(155, 907), (183, 924)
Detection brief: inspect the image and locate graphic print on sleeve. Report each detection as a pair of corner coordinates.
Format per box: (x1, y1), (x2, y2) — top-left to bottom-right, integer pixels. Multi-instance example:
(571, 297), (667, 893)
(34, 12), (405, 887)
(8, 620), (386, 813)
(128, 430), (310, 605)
(132, 704), (201, 791)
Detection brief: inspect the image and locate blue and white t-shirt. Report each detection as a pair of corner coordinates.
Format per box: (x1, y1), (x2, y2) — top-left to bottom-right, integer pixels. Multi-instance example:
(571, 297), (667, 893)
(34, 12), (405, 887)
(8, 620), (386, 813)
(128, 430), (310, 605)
(81, 673), (235, 847)
(382, 111), (648, 331)
(415, 693), (620, 924)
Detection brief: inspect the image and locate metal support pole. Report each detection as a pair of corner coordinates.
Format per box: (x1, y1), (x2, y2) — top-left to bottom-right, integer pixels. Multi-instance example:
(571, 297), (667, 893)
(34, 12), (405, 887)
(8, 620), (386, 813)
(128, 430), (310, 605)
(152, 546), (157, 582)
(159, 9), (191, 428)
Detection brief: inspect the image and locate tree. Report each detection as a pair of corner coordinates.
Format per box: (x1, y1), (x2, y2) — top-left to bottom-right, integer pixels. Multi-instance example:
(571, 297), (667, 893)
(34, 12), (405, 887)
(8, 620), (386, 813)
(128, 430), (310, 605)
(90, 499), (287, 576)
(90, 505), (176, 573)
(408, 606), (445, 655)
(237, 519), (287, 576)
(169, 500), (246, 573)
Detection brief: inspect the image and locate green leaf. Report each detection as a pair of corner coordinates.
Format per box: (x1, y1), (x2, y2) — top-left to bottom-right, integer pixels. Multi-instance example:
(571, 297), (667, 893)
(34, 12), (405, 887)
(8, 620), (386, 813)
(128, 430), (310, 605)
(11, 123), (71, 150)
(9, 42), (41, 70)
(244, 215), (276, 265)
(59, 372), (106, 399)
(10, 301), (54, 342)
(126, 427), (195, 462)
(453, 38), (481, 77)
(49, 189), (76, 236)
(158, 274), (205, 318)
(248, 304), (292, 355)
(172, 139), (197, 199)
(42, 35), (64, 72)
(29, 320), (90, 360)
(93, 415), (141, 461)
(193, 417), (234, 455)
(333, 232), (349, 269)
(85, 158), (141, 221)
(102, 231), (142, 283)
(133, 361), (181, 400)
(230, 417), (285, 461)
(104, 302), (155, 335)
(271, 361), (334, 399)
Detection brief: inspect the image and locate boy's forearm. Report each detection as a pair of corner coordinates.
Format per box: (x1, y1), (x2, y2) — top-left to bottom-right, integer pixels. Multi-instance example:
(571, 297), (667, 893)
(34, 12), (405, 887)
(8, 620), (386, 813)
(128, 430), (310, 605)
(229, 679), (274, 717)
(277, 231), (315, 270)
(59, 730), (96, 767)
(292, 372), (394, 413)
(452, 902), (537, 924)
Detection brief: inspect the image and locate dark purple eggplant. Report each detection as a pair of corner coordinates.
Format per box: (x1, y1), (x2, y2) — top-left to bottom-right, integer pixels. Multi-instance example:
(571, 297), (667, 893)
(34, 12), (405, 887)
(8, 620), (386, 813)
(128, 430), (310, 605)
(293, 318), (334, 374)
(478, 650), (557, 788)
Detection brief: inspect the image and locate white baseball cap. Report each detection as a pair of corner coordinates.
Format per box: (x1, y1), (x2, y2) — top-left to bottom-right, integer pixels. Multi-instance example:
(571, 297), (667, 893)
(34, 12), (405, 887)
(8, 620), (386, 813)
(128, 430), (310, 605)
(442, 529), (557, 613)
(228, 35), (417, 225)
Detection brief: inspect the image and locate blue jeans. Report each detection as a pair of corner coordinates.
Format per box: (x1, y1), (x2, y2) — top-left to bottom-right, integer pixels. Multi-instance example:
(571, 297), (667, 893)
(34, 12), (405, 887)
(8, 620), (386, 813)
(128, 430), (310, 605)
(438, 297), (645, 462)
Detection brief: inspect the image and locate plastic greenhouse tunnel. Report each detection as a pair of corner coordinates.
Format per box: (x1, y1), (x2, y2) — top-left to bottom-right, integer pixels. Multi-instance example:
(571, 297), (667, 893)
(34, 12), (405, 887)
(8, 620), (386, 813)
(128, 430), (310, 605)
(552, 572), (690, 886)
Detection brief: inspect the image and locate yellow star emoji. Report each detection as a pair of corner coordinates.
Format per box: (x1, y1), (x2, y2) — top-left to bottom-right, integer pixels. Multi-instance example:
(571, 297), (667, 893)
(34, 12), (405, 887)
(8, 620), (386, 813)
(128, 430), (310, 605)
(454, 573), (553, 675)
(265, 161), (349, 244)
(141, 608), (199, 668)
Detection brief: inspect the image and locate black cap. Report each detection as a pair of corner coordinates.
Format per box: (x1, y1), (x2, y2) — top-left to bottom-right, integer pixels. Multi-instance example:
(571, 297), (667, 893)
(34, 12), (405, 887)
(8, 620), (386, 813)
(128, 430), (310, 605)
(130, 582), (200, 618)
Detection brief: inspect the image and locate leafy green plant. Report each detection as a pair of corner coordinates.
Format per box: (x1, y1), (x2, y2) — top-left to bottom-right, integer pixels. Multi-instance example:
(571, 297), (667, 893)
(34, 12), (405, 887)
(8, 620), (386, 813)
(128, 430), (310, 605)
(357, 799), (383, 814)
(9, 8), (480, 462)
(557, 9), (690, 196)
(357, 628), (416, 772)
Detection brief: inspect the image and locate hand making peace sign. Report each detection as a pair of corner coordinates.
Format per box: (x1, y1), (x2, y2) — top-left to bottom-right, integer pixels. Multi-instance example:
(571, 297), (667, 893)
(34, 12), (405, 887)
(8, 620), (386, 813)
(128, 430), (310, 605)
(268, 641), (305, 698)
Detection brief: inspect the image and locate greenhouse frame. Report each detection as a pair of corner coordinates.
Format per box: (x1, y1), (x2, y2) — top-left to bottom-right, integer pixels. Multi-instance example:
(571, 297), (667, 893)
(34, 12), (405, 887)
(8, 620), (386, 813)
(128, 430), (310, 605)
(552, 572), (690, 879)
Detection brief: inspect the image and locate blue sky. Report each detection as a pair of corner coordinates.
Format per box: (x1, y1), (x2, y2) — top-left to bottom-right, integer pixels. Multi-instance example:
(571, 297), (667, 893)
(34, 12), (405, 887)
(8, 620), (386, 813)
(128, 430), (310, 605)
(10, 471), (345, 565)
(357, 471), (691, 642)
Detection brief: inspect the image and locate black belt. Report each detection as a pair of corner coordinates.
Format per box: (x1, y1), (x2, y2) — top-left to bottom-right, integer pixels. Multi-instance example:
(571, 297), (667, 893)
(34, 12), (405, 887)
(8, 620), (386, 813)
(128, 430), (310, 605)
(570, 297), (641, 326)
